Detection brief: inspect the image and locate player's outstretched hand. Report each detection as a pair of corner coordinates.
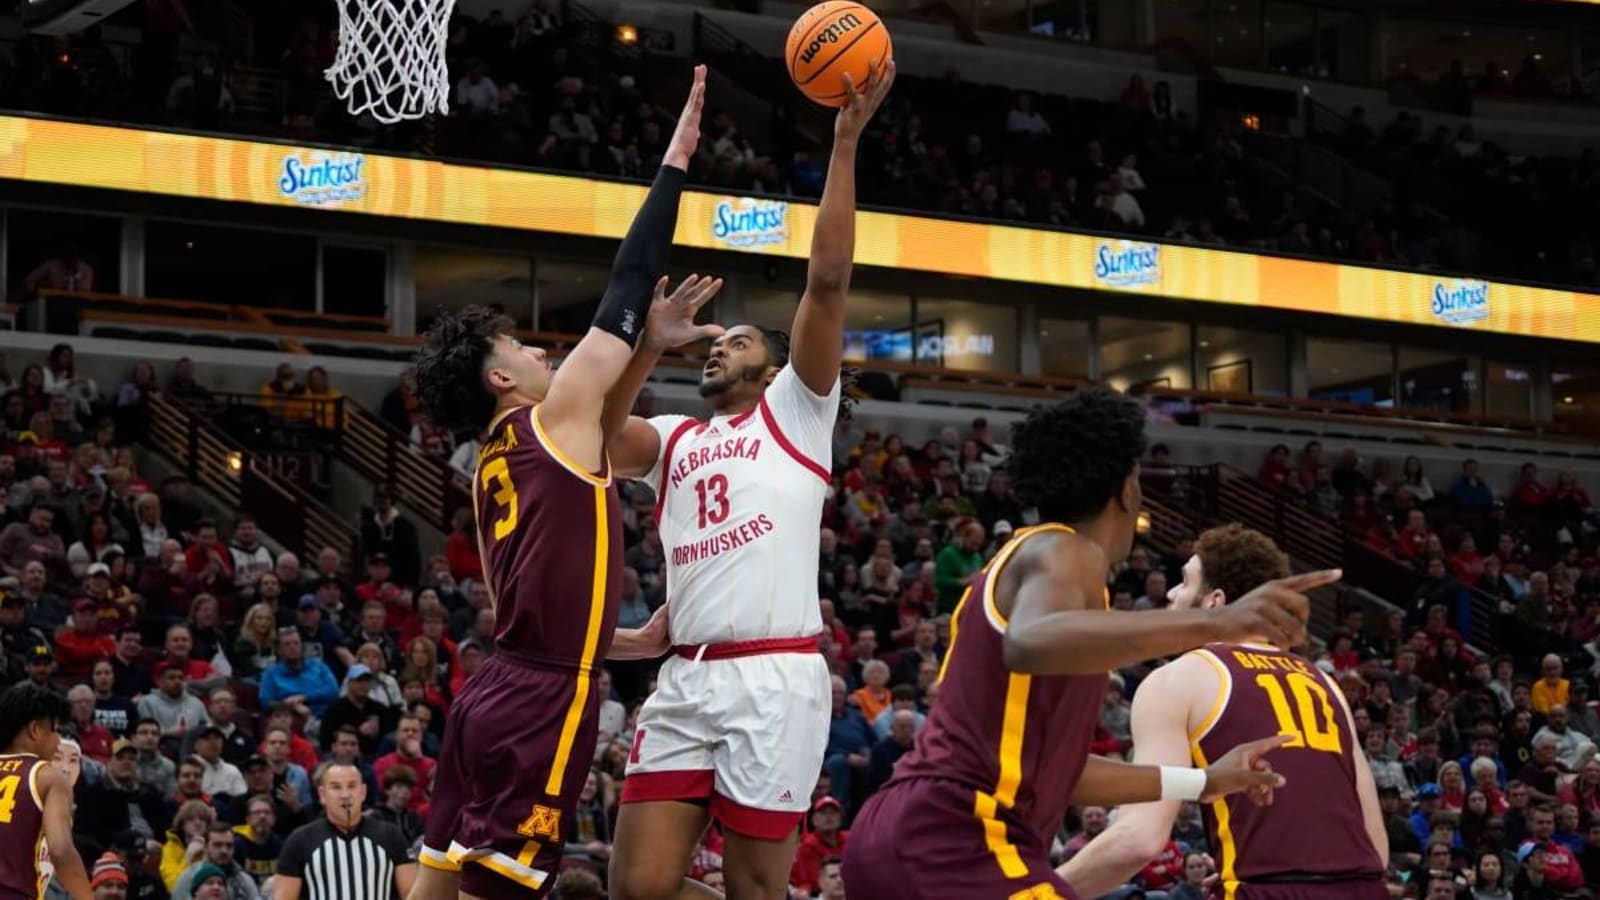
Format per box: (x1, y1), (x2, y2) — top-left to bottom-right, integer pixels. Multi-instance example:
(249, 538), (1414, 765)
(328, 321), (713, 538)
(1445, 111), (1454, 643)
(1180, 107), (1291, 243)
(835, 58), (895, 143)
(1200, 734), (1290, 804)
(1214, 570), (1341, 651)
(664, 64), (707, 171)
(643, 274), (725, 351)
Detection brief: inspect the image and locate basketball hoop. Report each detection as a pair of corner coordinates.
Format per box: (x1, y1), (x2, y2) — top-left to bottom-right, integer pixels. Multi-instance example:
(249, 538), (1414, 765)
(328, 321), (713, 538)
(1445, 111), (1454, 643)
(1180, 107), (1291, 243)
(325, 0), (455, 124)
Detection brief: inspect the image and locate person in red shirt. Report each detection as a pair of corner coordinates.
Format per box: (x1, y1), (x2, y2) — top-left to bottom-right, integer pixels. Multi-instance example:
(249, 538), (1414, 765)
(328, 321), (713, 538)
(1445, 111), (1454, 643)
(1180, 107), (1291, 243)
(442, 509), (482, 584)
(55, 597), (115, 679)
(183, 519), (235, 592)
(1257, 444), (1295, 492)
(1135, 839), (1187, 893)
(790, 797), (848, 893)
(1520, 805), (1584, 892)
(355, 553), (413, 637)
(1449, 534), (1486, 584)
(1395, 509), (1432, 562)
(66, 683), (115, 761)
(373, 714), (435, 815)
(1511, 463), (1552, 514)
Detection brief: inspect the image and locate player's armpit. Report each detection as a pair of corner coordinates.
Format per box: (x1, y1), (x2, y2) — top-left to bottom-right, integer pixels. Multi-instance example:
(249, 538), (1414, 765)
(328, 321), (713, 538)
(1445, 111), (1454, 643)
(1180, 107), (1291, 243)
(39, 767), (92, 900)
(1057, 662), (1202, 897)
(608, 417), (664, 480)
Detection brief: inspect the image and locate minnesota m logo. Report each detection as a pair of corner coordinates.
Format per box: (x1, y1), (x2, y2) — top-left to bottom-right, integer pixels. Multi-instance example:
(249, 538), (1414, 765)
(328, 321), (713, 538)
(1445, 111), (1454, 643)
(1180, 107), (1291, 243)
(517, 804), (562, 840)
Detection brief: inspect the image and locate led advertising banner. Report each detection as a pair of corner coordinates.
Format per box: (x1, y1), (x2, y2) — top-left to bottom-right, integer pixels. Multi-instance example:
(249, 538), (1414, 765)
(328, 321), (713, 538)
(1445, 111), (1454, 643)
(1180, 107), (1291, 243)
(2, 114), (1595, 342)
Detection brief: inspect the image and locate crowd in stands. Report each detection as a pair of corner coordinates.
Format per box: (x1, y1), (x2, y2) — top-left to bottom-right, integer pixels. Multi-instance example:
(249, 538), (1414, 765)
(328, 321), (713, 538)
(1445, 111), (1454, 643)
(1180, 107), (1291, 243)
(7, 2), (1594, 288)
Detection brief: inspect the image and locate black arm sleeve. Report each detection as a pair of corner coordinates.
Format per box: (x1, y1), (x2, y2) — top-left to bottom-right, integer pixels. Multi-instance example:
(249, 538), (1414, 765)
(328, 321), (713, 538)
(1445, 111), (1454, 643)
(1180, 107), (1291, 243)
(590, 165), (688, 345)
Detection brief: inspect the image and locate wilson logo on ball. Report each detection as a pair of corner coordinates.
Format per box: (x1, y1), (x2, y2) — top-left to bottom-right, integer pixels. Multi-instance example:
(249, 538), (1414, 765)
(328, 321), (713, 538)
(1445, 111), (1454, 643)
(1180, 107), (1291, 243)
(799, 13), (864, 66)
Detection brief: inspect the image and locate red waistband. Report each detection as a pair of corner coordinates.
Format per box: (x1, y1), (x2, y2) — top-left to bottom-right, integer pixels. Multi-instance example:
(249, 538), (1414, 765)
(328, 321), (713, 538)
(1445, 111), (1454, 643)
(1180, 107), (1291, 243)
(672, 635), (820, 661)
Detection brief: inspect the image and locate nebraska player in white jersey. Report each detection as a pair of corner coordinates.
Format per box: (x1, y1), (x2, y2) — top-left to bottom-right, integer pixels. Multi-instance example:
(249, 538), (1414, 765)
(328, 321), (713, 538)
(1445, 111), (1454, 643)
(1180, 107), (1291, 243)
(600, 63), (895, 900)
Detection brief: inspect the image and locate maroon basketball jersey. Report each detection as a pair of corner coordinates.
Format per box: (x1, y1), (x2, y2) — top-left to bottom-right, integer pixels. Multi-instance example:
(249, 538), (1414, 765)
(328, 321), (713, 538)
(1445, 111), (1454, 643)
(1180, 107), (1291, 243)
(1189, 643), (1383, 893)
(0, 755), (46, 900)
(473, 406), (623, 671)
(890, 524), (1107, 868)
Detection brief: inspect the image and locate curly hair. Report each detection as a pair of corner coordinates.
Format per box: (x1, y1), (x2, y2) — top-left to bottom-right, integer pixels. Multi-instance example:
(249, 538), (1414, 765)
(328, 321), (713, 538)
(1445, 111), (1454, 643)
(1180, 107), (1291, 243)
(0, 682), (68, 752)
(413, 306), (514, 433)
(1194, 523), (1290, 603)
(1010, 385), (1146, 523)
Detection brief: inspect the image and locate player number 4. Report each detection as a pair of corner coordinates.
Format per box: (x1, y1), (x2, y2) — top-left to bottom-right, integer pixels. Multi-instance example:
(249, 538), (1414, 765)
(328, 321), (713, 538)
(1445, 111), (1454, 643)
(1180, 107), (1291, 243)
(694, 474), (730, 530)
(0, 774), (19, 824)
(1255, 672), (1342, 754)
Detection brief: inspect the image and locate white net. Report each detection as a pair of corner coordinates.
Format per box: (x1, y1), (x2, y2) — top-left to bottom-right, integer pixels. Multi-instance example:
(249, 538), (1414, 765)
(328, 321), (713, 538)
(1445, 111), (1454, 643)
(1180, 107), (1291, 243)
(326, 0), (456, 124)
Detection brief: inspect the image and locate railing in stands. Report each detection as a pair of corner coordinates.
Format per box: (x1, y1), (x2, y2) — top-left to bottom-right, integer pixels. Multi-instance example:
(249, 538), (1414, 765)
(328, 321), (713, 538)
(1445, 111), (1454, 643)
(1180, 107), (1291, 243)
(337, 401), (471, 535)
(146, 395), (360, 575)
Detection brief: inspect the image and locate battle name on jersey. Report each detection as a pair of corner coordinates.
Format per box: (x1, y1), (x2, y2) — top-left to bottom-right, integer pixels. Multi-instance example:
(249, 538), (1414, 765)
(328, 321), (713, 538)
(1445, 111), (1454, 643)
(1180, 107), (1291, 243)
(1229, 650), (1314, 675)
(669, 436), (764, 490)
(670, 513), (776, 567)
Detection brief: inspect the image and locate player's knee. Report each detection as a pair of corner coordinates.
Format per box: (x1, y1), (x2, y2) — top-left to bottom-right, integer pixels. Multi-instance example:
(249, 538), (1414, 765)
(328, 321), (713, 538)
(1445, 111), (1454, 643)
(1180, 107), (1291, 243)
(607, 853), (684, 900)
(721, 859), (790, 900)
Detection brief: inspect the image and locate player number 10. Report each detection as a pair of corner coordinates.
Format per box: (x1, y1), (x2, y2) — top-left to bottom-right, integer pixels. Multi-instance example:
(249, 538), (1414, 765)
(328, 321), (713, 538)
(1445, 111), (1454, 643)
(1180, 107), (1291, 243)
(1254, 672), (1342, 754)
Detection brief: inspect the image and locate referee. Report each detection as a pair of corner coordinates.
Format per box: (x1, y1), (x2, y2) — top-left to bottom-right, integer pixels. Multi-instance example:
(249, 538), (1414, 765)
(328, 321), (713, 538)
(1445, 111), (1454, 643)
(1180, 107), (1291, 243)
(274, 762), (415, 900)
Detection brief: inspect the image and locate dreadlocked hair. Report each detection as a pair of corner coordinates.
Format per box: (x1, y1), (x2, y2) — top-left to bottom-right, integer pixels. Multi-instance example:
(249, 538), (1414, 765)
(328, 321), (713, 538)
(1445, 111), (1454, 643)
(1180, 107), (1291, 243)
(414, 306), (514, 433)
(1194, 524), (1290, 603)
(0, 682), (68, 752)
(1010, 385), (1147, 524)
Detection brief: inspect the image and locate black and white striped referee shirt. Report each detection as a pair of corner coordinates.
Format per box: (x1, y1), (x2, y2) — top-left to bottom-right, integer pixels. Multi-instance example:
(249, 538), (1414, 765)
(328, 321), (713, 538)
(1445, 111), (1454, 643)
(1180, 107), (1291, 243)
(276, 816), (410, 900)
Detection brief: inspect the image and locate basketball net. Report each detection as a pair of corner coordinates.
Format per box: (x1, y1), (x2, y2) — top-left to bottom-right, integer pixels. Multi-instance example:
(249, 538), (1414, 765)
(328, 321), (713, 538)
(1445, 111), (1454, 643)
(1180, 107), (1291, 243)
(325, 0), (455, 124)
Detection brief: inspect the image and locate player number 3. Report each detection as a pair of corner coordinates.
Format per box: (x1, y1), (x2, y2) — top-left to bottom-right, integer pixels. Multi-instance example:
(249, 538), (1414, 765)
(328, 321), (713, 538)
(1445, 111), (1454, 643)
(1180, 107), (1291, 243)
(480, 457), (520, 540)
(694, 474), (730, 530)
(1254, 672), (1342, 754)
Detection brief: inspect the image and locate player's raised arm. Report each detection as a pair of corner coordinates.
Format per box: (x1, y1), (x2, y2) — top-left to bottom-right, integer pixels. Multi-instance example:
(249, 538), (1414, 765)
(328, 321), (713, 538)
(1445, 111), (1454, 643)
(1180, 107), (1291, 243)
(787, 61), (894, 394)
(602, 273), (725, 478)
(40, 765), (92, 900)
(1001, 534), (1338, 674)
(1056, 658), (1212, 897)
(538, 66), (706, 467)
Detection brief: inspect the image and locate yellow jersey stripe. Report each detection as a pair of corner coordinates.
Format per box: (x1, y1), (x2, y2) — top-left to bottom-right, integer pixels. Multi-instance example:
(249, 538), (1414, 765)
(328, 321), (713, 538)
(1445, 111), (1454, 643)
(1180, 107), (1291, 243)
(1187, 648), (1233, 742)
(938, 586), (971, 684)
(530, 407), (611, 487)
(973, 791), (1029, 878)
(980, 523), (1075, 631)
(1190, 739), (1239, 900)
(543, 484), (610, 796)
(995, 672), (1031, 805)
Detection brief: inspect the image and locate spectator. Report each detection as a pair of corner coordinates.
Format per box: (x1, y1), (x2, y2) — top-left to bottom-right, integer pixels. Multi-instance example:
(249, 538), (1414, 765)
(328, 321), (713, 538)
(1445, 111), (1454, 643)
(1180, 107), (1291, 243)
(55, 598), (115, 679)
(227, 516), (273, 600)
(0, 502), (66, 578)
(360, 488), (420, 588)
(161, 799), (217, 890)
(259, 629), (339, 718)
(76, 738), (166, 847)
(368, 764), (425, 848)
(865, 708), (917, 795)
(229, 603), (277, 681)
(318, 664), (395, 758)
(138, 662), (209, 747)
(1532, 654), (1571, 715)
(1519, 805), (1584, 892)
(1534, 704), (1597, 771)
(260, 728), (313, 812)
(231, 796), (283, 886)
(791, 797), (848, 893)
(934, 519), (985, 614)
(170, 821), (257, 900)
(1452, 459), (1495, 512)
(22, 244), (94, 295)
(259, 364), (304, 421)
(190, 725), (246, 800)
(372, 715), (434, 815)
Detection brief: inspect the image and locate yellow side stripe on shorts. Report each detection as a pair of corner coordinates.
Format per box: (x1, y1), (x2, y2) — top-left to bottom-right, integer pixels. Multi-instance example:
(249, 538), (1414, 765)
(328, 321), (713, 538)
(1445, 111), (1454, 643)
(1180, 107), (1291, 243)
(418, 848), (461, 873)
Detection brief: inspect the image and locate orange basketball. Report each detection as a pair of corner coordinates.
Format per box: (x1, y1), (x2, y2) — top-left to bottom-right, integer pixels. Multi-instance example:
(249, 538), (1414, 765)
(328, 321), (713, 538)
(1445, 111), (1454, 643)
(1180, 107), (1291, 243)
(785, 1), (892, 108)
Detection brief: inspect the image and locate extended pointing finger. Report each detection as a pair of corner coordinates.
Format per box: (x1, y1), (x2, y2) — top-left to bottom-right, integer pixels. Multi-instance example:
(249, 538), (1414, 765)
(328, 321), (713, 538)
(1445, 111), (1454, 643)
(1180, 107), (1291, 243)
(1272, 569), (1343, 592)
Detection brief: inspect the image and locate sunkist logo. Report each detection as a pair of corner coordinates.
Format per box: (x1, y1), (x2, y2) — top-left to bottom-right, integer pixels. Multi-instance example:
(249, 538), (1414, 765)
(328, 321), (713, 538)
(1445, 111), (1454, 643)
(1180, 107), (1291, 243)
(710, 198), (788, 249)
(1093, 240), (1161, 288)
(1431, 278), (1490, 326)
(277, 150), (366, 207)
(799, 13), (864, 66)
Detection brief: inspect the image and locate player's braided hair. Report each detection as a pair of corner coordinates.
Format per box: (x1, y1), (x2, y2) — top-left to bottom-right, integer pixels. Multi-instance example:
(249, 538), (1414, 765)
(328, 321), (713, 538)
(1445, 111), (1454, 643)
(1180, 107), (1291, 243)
(1010, 385), (1146, 524)
(0, 682), (69, 751)
(414, 306), (515, 434)
(1193, 523), (1290, 603)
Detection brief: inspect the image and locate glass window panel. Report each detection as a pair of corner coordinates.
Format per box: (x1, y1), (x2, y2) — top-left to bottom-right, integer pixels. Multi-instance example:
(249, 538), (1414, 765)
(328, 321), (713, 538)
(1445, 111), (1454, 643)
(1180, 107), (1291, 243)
(322, 245), (388, 318)
(914, 298), (1017, 372)
(1486, 362), (1533, 419)
(745, 289), (915, 363)
(5, 210), (121, 298)
(742, 288), (801, 334)
(415, 246), (535, 330)
(147, 221), (315, 309)
(1306, 337), (1392, 406)
(1039, 317), (1091, 379)
(1397, 346), (1478, 414)
(1552, 363), (1600, 424)
(1100, 317), (1191, 391)
(1198, 325), (1285, 395)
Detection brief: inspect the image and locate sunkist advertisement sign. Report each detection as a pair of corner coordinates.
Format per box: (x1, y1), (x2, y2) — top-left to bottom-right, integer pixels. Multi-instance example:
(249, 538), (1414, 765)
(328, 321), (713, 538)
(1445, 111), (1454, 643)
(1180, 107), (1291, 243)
(2, 115), (1597, 343)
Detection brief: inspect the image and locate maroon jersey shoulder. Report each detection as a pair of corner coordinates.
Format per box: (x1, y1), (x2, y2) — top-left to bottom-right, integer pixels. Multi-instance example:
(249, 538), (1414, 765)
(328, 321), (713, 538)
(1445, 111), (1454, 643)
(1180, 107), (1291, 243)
(891, 524), (1107, 856)
(1190, 644), (1382, 888)
(473, 407), (623, 671)
(0, 755), (46, 900)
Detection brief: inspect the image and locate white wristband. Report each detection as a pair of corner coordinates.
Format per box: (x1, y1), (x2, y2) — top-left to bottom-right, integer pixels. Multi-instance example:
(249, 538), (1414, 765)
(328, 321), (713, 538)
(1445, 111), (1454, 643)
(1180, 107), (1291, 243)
(1159, 766), (1208, 802)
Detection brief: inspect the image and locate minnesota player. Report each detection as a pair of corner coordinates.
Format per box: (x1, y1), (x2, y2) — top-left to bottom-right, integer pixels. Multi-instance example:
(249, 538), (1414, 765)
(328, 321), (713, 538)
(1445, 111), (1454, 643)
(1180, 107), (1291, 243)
(1058, 524), (1387, 900)
(409, 66), (726, 900)
(842, 388), (1340, 899)
(601, 63), (895, 900)
(0, 683), (91, 900)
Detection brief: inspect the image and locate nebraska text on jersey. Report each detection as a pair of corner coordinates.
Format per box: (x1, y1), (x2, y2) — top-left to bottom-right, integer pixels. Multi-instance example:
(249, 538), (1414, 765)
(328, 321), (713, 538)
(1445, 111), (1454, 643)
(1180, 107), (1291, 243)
(669, 436), (765, 490)
(670, 513), (777, 566)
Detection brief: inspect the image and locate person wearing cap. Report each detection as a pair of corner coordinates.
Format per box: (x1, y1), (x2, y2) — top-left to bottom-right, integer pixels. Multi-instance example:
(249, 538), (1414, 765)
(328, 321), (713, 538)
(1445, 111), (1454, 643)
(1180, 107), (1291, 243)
(258, 629), (338, 719)
(192, 726), (246, 799)
(293, 597), (347, 677)
(1410, 782), (1444, 848)
(53, 597), (115, 679)
(185, 862), (230, 900)
(91, 851), (129, 900)
(1519, 804), (1585, 892)
(137, 661), (210, 743)
(75, 739), (167, 849)
(23, 641), (61, 694)
(790, 796), (849, 894)
(317, 664), (394, 757)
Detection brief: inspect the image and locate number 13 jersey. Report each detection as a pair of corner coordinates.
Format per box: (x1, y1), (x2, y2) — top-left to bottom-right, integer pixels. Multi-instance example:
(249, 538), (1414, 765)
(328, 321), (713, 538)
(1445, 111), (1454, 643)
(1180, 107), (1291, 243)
(1187, 643), (1384, 890)
(642, 366), (839, 646)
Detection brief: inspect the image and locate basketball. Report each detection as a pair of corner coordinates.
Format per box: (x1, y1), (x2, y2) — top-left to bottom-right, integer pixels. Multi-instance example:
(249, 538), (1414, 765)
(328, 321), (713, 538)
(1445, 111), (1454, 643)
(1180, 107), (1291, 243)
(785, 1), (892, 108)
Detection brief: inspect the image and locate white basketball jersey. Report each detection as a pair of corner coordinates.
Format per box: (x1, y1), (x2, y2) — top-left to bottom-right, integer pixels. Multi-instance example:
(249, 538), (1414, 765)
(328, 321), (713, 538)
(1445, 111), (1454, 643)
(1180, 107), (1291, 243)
(642, 365), (838, 645)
